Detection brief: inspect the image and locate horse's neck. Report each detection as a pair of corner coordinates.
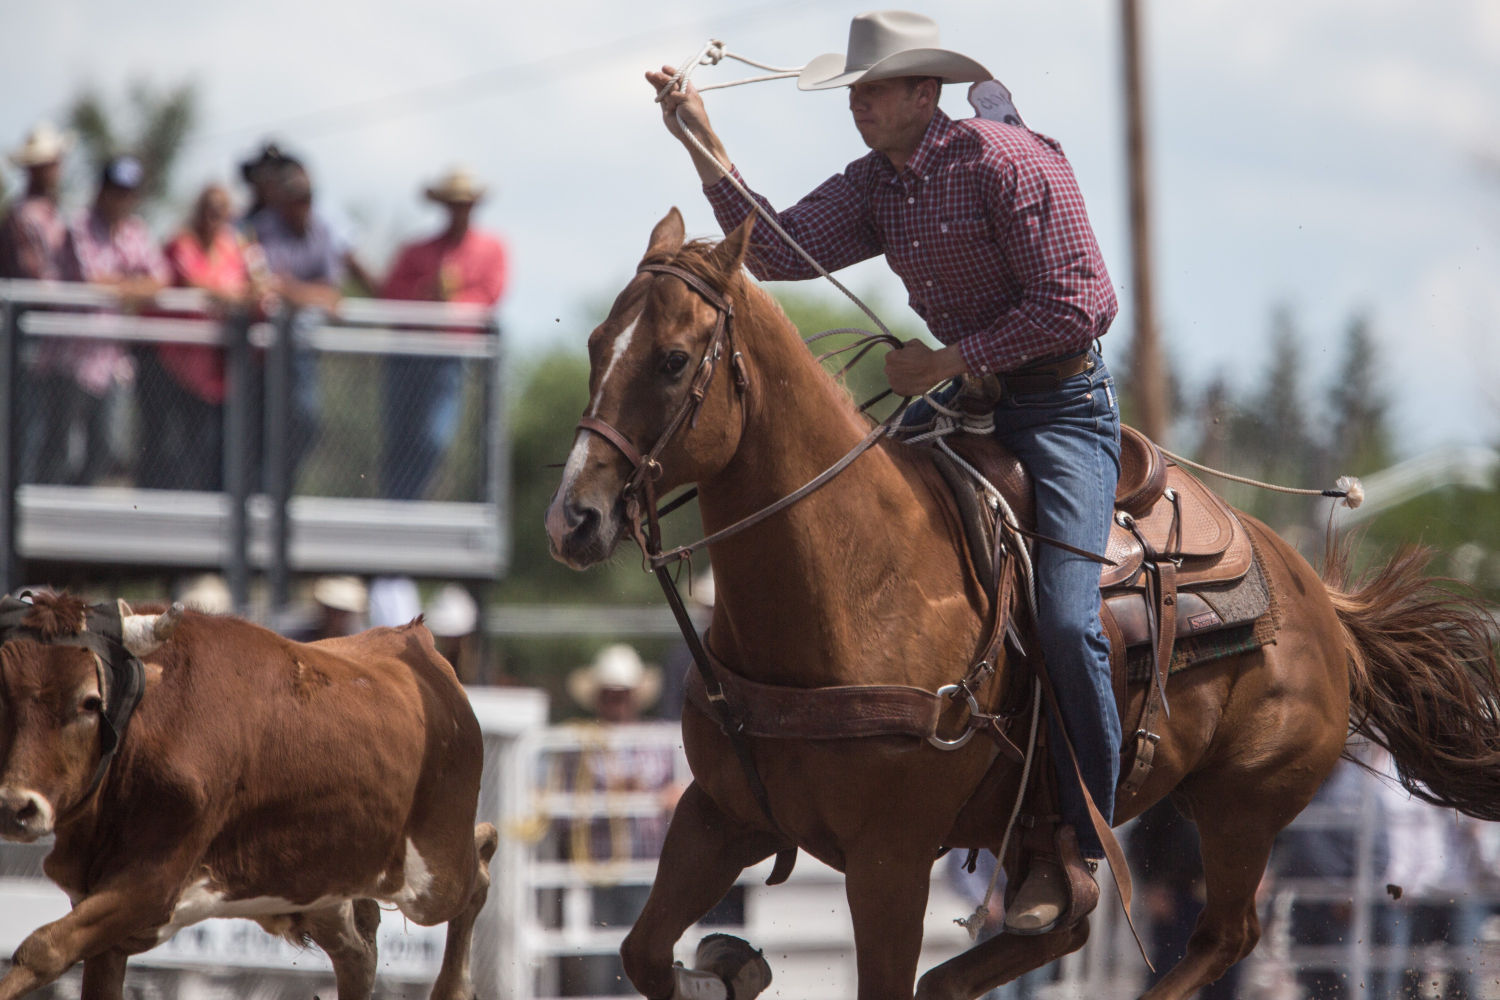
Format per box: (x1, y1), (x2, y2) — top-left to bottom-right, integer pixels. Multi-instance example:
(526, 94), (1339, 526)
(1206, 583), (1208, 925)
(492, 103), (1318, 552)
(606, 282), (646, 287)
(697, 291), (980, 688)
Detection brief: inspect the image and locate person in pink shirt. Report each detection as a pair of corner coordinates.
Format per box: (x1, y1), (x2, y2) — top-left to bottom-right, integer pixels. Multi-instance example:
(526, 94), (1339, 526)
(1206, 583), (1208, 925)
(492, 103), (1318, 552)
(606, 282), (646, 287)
(138, 183), (255, 490)
(379, 167), (507, 499)
(32, 155), (168, 485)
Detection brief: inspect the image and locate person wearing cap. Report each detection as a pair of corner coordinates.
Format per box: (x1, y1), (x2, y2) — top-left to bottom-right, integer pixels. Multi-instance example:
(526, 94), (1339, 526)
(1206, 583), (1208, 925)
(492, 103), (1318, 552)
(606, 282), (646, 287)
(648, 11), (1121, 934)
(237, 140), (291, 222)
(0, 121), (71, 281)
(378, 167), (508, 500)
(28, 155), (170, 485)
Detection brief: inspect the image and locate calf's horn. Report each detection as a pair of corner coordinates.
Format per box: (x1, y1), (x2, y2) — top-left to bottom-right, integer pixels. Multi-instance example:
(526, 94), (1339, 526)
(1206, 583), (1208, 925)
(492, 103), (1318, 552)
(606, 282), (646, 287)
(121, 603), (185, 657)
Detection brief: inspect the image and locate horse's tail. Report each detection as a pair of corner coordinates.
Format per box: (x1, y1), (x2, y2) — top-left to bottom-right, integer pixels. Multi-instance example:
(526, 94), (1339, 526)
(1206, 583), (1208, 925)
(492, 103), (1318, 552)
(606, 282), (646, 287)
(1325, 543), (1500, 820)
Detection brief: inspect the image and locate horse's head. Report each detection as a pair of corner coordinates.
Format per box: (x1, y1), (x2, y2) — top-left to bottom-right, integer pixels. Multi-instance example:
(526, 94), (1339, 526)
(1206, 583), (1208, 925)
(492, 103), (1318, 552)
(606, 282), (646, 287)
(546, 208), (754, 569)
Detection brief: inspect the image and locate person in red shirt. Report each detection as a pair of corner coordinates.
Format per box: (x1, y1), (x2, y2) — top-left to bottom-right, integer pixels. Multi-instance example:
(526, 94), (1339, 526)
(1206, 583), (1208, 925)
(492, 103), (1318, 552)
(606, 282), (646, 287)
(379, 167), (507, 499)
(138, 183), (255, 490)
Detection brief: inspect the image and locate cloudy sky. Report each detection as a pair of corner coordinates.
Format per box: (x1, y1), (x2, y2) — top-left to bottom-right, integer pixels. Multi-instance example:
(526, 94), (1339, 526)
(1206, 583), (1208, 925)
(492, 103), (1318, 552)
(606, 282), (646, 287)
(3, 0), (1498, 460)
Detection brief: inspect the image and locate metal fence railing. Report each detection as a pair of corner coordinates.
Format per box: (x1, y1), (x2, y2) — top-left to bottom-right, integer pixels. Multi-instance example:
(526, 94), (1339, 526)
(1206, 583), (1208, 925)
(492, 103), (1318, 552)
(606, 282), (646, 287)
(0, 279), (509, 610)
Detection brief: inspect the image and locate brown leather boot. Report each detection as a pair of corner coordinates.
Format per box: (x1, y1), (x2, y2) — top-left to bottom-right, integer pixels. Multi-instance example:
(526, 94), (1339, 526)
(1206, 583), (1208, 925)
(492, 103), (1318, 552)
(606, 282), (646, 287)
(1003, 825), (1099, 936)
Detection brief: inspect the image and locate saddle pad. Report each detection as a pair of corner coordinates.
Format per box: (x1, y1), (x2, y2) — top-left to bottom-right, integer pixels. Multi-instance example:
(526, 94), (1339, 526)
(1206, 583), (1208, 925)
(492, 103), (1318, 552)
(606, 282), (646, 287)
(1121, 544), (1281, 684)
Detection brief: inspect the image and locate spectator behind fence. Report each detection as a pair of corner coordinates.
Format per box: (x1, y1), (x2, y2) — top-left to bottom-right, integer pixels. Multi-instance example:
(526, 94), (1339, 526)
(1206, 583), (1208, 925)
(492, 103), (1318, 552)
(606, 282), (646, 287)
(29, 155), (167, 486)
(1126, 799), (1241, 999)
(1272, 756), (1390, 1000)
(138, 184), (255, 490)
(379, 167), (507, 500)
(1370, 748), (1490, 999)
(242, 161), (357, 487)
(0, 121), (70, 280)
(559, 644), (681, 996)
(237, 140), (291, 222)
(284, 574), (368, 641)
(425, 583), (480, 684)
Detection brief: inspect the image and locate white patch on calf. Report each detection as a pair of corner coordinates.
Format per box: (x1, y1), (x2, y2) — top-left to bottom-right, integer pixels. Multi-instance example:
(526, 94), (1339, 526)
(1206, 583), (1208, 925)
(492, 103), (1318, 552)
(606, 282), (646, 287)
(389, 838), (435, 916)
(157, 877), (341, 944)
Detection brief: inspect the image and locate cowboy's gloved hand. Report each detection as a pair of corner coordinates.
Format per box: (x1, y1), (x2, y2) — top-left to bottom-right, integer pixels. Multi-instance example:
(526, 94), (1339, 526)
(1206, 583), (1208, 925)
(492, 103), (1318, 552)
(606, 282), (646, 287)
(885, 339), (966, 396)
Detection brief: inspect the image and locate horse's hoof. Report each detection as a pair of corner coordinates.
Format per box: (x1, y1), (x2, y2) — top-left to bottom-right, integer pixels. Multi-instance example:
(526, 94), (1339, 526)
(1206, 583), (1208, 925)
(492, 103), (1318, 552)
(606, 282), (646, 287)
(695, 933), (773, 1000)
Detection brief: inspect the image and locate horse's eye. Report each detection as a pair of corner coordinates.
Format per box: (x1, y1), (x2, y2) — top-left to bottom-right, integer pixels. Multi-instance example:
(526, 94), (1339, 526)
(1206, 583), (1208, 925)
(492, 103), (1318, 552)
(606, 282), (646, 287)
(661, 351), (690, 377)
(80, 694), (103, 714)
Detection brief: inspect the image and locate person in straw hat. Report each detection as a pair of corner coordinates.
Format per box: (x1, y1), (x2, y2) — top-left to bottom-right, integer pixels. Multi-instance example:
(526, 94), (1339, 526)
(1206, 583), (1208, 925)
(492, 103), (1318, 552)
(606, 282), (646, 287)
(378, 166), (508, 500)
(647, 11), (1121, 934)
(568, 643), (663, 724)
(0, 121), (72, 280)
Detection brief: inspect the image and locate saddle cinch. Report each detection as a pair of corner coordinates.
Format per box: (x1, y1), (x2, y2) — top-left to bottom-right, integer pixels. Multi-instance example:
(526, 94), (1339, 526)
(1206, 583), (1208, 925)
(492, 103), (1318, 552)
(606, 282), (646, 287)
(931, 422), (1274, 797)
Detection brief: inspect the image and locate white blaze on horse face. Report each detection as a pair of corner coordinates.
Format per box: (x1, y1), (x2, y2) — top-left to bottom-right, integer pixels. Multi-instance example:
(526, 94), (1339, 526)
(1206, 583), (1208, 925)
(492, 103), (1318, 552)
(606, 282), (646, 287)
(588, 315), (640, 418)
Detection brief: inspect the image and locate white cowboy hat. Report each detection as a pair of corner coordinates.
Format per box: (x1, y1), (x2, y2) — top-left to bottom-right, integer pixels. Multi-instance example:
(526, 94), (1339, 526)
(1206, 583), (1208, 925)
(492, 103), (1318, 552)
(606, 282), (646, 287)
(568, 643), (663, 712)
(424, 166), (487, 205)
(8, 121), (73, 168)
(424, 584), (478, 638)
(798, 11), (992, 92)
(312, 575), (368, 614)
(176, 573), (233, 615)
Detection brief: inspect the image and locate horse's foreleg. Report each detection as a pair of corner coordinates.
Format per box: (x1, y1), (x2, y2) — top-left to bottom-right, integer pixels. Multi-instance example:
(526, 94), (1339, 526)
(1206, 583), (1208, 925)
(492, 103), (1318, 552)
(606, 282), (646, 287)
(621, 781), (783, 1000)
(915, 920), (1089, 1000)
(843, 849), (935, 1000)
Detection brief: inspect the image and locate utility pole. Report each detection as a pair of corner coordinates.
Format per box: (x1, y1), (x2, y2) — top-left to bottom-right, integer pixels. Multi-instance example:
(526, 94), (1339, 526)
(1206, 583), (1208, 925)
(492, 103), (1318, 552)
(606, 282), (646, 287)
(1122, 0), (1169, 442)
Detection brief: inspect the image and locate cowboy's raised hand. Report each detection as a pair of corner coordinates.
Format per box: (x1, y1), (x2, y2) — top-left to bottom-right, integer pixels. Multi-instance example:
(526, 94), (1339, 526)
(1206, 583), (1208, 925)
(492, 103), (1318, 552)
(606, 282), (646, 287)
(646, 65), (708, 142)
(646, 65), (731, 183)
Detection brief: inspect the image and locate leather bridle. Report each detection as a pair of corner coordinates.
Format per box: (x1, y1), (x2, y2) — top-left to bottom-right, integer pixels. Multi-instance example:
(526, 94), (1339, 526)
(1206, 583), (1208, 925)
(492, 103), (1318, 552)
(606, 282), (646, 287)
(574, 261), (748, 562)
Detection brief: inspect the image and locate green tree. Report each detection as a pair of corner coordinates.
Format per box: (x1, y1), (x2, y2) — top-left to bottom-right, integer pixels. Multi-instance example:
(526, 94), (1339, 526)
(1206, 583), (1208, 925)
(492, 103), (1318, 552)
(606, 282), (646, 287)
(1324, 314), (1393, 476)
(66, 78), (197, 213)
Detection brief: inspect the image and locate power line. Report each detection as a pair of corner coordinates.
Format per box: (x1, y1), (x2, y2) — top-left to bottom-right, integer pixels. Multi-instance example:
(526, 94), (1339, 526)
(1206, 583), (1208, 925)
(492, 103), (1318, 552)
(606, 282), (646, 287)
(202, 0), (821, 145)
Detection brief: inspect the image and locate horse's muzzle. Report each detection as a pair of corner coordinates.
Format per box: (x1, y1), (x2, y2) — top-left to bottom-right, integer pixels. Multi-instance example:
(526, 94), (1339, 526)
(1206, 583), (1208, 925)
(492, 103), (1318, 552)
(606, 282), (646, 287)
(545, 491), (625, 569)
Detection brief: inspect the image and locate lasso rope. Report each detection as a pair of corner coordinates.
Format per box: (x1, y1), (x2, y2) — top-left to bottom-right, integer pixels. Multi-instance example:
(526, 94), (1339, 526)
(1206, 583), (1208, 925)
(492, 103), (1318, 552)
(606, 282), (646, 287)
(655, 43), (895, 340)
(1161, 449), (1364, 509)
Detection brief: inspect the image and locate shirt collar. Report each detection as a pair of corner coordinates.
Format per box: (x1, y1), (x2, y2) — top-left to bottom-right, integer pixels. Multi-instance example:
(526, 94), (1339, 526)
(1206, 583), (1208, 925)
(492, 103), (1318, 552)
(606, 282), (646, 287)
(900, 109), (955, 182)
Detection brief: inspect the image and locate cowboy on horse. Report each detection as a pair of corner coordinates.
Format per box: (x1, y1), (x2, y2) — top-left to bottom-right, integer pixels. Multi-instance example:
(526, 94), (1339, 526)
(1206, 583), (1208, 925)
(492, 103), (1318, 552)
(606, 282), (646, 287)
(647, 10), (1119, 933)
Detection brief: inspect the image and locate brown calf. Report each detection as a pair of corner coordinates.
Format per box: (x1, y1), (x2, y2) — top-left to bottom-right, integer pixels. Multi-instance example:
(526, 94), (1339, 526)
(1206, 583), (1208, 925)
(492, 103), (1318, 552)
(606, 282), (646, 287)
(0, 592), (496, 1000)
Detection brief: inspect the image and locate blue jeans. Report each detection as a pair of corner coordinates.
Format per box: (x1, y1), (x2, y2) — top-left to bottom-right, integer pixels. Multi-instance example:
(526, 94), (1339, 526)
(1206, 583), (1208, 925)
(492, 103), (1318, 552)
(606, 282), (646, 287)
(382, 356), (464, 500)
(906, 352), (1122, 857)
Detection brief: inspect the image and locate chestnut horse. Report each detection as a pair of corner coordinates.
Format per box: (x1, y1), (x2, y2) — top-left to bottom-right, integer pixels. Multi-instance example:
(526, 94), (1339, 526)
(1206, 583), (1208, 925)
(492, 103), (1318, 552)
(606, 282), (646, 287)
(545, 209), (1500, 999)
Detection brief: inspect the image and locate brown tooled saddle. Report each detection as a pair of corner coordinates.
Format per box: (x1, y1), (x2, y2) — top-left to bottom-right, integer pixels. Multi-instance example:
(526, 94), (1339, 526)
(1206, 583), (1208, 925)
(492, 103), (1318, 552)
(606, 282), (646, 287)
(928, 421), (1275, 797)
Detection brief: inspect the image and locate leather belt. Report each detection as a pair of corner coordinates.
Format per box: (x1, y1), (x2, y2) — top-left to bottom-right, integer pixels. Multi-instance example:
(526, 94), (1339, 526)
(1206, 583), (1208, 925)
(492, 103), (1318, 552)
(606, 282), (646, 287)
(1002, 349), (1094, 395)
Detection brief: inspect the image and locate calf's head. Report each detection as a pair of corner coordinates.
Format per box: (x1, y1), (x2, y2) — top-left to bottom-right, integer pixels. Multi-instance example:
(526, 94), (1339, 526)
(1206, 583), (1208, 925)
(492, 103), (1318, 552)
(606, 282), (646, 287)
(0, 593), (177, 841)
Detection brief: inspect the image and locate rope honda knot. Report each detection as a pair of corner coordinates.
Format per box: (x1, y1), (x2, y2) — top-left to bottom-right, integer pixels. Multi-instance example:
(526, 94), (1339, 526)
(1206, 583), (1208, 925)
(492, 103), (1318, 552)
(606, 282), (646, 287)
(702, 39), (727, 65)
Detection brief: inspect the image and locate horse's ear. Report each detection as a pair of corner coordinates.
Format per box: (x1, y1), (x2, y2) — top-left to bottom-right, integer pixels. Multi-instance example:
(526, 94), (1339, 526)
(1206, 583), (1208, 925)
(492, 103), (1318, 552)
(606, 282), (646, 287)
(642, 208), (686, 264)
(706, 215), (756, 285)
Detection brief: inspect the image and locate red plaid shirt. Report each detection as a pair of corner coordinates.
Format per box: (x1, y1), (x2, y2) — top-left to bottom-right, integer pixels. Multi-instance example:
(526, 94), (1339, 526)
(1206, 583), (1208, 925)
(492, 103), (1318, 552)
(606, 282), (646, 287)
(705, 110), (1116, 374)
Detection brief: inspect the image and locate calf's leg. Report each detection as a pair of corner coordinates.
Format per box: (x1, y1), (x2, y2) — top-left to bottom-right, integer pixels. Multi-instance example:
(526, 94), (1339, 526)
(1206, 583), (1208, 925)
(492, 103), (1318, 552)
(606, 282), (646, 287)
(79, 948), (128, 1000)
(429, 822), (499, 1000)
(301, 899), (382, 1000)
